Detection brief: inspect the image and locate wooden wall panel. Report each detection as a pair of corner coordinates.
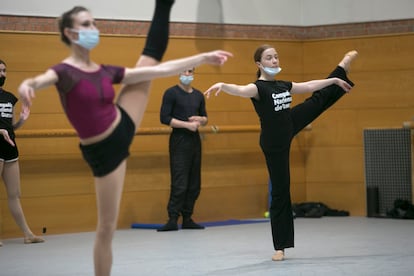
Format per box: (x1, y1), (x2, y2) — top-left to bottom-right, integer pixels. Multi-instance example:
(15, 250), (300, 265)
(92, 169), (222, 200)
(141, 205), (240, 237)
(300, 70), (413, 111)
(19, 158), (93, 197)
(306, 181), (366, 216)
(299, 34), (414, 217)
(358, 108), (414, 129)
(1, 195), (97, 238)
(118, 184), (271, 227)
(17, 137), (82, 157)
(195, 185), (269, 221)
(305, 147), (365, 183)
(303, 35), (414, 73)
(0, 33), (67, 72)
(2, 30), (413, 237)
(304, 110), (361, 147)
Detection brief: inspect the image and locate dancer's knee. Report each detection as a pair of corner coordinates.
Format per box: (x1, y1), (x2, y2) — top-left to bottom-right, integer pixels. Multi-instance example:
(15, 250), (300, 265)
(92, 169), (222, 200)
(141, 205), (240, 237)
(135, 55), (159, 67)
(96, 221), (117, 241)
(7, 188), (21, 200)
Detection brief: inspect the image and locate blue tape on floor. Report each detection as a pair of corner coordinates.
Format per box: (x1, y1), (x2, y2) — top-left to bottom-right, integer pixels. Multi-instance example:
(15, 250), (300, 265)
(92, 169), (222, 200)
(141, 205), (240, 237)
(131, 219), (269, 229)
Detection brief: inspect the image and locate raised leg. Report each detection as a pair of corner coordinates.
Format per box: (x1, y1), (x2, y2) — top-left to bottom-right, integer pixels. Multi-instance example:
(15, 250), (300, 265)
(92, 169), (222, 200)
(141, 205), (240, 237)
(93, 1), (174, 275)
(291, 50), (358, 134)
(117, 0), (174, 128)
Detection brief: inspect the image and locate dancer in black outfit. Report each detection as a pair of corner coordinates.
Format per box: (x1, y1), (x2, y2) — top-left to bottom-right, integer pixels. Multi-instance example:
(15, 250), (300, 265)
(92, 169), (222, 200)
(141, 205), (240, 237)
(205, 45), (358, 261)
(0, 59), (44, 246)
(158, 68), (207, 231)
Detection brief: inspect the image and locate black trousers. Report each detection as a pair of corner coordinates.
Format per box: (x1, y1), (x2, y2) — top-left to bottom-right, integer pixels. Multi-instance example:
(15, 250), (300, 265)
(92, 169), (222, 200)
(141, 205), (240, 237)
(167, 130), (202, 219)
(264, 66), (353, 250)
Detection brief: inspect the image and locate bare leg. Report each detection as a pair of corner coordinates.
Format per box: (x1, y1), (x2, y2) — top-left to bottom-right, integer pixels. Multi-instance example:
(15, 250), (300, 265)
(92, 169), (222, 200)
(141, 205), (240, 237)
(94, 0), (174, 276)
(2, 161), (44, 243)
(117, 0), (174, 127)
(93, 160), (127, 276)
(93, 1), (174, 275)
(117, 56), (158, 128)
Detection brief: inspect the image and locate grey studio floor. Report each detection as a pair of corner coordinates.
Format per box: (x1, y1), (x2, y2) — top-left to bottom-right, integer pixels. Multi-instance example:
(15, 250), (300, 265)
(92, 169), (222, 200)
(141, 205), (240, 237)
(1, 217), (414, 276)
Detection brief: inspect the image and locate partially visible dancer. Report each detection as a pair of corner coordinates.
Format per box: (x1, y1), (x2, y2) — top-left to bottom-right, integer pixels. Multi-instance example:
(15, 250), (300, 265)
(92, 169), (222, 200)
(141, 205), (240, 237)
(158, 68), (207, 232)
(17, 2), (231, 275)
(0, 59), (44, 246)
(205, 45), (358, 261)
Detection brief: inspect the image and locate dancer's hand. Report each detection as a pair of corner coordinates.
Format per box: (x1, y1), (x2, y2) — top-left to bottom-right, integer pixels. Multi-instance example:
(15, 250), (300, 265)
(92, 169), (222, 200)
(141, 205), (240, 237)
(336, 78), (353, 93)
(204, 82), (224, 98)
(203, 50), (233, 66)
(1, 129), (15, 147)
(188, 116), (206, 125)
(20, 105), (30, 121)
(186, 121), (200, 132)
(18, 82), (36, 107)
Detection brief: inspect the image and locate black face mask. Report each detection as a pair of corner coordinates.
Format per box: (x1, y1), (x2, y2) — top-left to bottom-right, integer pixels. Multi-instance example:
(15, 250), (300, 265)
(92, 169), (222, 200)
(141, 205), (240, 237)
(0, 76), (5, 87)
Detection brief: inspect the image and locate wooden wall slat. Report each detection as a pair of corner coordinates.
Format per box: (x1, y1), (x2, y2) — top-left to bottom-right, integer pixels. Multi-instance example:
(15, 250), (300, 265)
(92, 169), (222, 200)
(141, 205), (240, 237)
(305, 147), (365, 183)
(303, 35), (414, 73)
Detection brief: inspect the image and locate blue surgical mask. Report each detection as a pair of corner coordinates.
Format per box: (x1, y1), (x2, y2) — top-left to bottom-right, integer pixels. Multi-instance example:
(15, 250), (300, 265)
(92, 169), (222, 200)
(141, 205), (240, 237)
(262, 66), (282, 77)
(179, 75), (194, 85)
(72, 29), (100, 50)
(0, 76), (5, 87)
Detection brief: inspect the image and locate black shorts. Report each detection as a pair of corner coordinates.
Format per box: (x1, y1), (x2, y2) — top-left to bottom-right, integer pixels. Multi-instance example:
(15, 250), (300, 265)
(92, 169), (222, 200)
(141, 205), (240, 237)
(0, 135), (19, 162)
(79, 107), (135, 177)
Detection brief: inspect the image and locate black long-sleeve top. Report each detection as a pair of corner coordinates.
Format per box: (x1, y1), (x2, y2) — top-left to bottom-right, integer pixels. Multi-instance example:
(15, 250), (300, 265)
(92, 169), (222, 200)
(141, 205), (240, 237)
(160, 85), (207, 127)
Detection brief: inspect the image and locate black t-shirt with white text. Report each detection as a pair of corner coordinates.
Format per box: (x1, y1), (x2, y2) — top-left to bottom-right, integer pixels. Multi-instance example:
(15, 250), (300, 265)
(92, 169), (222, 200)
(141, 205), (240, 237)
(251, 80), (293, 150)
(0, 88), (18, 137)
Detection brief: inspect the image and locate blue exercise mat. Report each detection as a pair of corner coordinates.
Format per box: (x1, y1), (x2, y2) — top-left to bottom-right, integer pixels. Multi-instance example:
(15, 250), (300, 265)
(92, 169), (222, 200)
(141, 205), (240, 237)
(131, 219), (269, 229)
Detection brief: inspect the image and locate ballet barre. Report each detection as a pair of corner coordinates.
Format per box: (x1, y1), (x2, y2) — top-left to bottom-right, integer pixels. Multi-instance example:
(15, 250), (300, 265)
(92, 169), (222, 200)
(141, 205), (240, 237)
(16, 124), (312, 138)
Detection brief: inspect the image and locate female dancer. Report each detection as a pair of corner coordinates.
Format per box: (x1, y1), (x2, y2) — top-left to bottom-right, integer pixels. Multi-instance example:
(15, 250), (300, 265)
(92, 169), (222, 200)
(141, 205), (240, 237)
(0, 59), (44, 246)
(18, 2), (232, 275)
(205, 45), (358, 261)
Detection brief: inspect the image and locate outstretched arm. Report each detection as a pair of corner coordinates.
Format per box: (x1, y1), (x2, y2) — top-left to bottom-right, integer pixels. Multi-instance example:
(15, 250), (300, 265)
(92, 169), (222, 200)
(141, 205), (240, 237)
(122, 50), (233, 85)
(291, 78), (352, 94)
(18, 69), (58, 107)
(204, 83), (258, 99)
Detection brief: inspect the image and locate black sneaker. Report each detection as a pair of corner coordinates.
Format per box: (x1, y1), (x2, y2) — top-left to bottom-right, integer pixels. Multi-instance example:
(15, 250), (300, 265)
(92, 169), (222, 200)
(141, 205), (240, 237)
(157, 220), (178, 232)
(182, 219), (205, 230)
